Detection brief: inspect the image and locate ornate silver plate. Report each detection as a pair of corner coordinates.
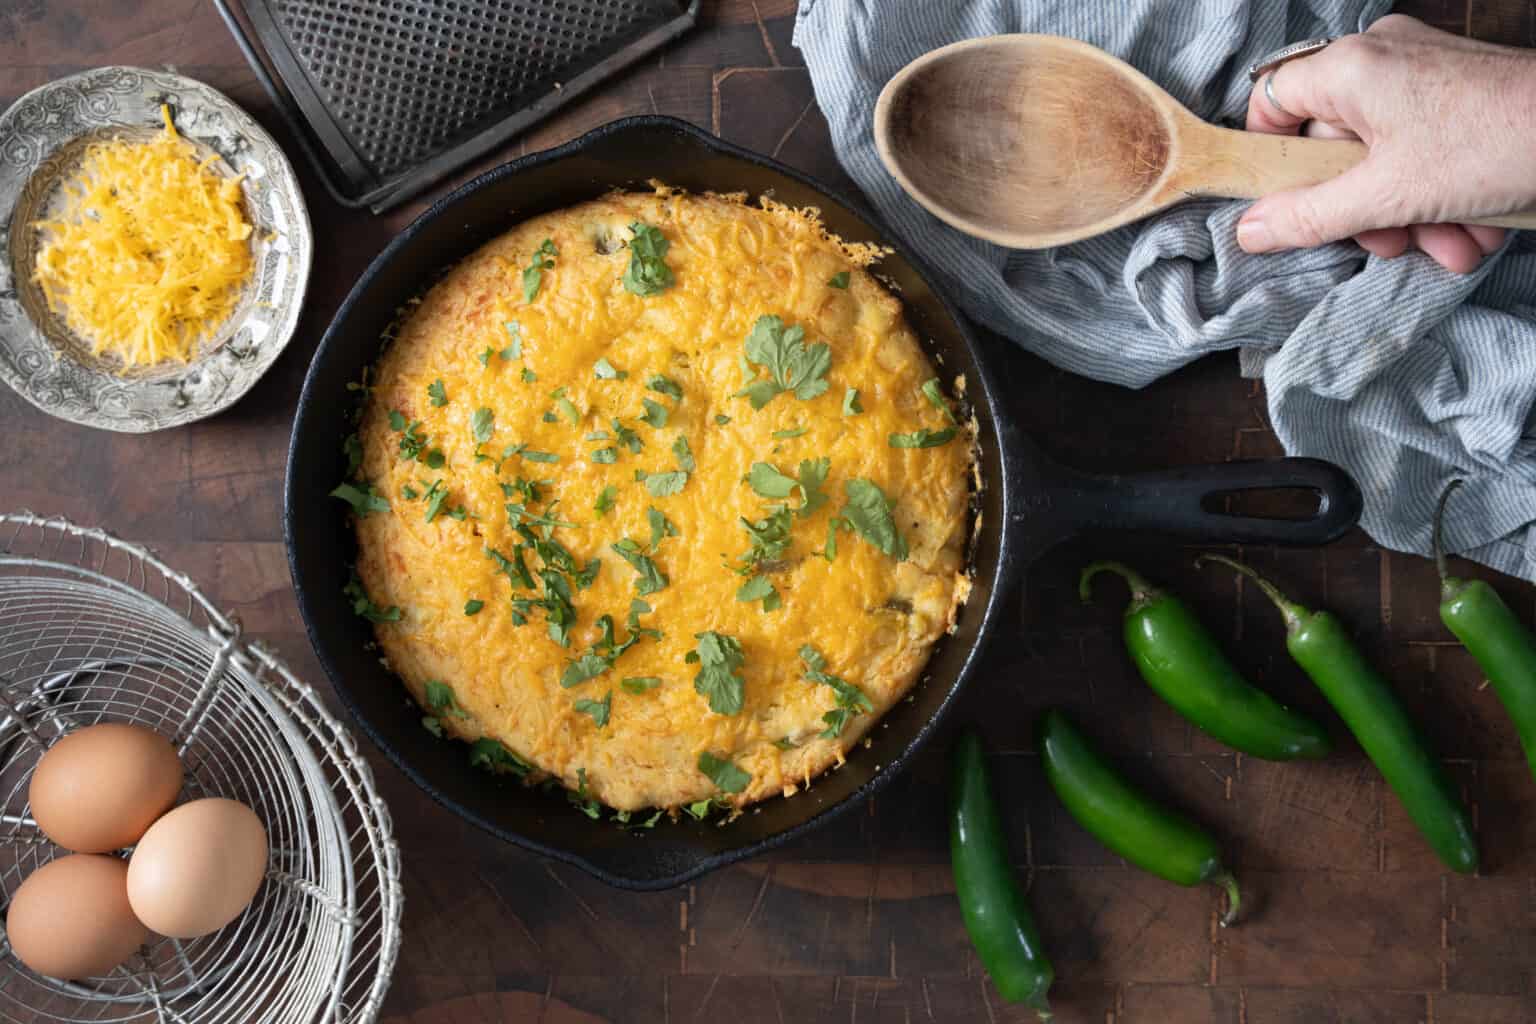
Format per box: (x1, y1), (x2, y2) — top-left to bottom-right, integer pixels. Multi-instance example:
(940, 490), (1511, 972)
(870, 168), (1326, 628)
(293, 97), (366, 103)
(0, 67), (312, 433)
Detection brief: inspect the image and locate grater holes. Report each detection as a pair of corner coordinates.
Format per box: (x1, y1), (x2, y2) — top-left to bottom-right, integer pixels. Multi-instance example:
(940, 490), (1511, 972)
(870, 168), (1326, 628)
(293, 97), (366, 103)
(266, 0), (682, 175)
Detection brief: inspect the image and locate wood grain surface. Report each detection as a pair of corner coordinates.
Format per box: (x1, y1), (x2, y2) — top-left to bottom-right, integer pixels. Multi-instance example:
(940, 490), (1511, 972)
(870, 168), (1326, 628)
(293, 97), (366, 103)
(3, 2), (1534, 1021)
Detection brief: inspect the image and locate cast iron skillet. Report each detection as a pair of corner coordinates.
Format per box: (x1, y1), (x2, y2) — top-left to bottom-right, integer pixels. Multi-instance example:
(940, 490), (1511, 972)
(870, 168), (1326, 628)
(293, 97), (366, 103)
(286, 116), (1362, 891)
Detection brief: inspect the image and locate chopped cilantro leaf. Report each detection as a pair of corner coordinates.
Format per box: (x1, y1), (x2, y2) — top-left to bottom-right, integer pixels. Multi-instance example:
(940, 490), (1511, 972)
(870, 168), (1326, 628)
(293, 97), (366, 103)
(503, 445), (559, 464)
(622, 222), (674, 296)
(795, 458), (830, 516)
(828, 271), (850, 289)
(594, 357), (626, 380)
(624, 599), (662, 646)
(539, 569), (577, 647)
(639, 398), (669, 429)
(397, 419), (430, 461)
(486, 545), (535, 589)
(422, 479), (450, 522)
(736, 507), (793, 572)
(819, 516), (845, 561)
(343, 433), (363, 477)
(574, 691), (612, 728)
(471, 407), (495, 443)
(747, 462), (797, 499)
(889, 428), (957, 448)
(388, 410), (406, 431)
(840, 478), (907, 560)
(715, 414), (732, 426)
(746, 459), (826, 516)
(517, 525), (579, 572)
(734, 315), (831, 409)
(611, 539), (669, 595)
(505, 502), (578, 530)
(520, 367), (538, 383)
(672, 436), (695, 472)
(622, 676), (662, 694)
(500, 478), (542, 504)
(736, 575), (779, 610)
(799, 644), (874, 738)
(569, 767), (602, 818)
(425, 680), (469, 719)
(469, 738), (530, 776)
(594, 485), (618, 517)
(573, 558), (602, 590)
(343, 576), (400, 623)
(427, 379), (448, 407)
(644, 470), (688, 497)
(502, 320), (523, 359)
(464, 599), (485, 616)
(330, 482), (390, 518)
(612, 419), (643, 453)
(843, 387), (862, 416)
(921, 377), (957, 424)
(697, 751), (750, 793)
(647, 374), (683, 401)
(523, 238), (557, 302)
(401, 483), (419, 500)
(647, 507), (678, 550)
(690, 631), (746, 715)
(561, 651), (612, 688)
(479, 347), (494, 367)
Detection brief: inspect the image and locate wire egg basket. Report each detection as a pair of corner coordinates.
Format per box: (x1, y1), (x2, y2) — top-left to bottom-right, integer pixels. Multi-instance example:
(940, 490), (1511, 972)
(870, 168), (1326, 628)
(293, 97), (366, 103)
(0, 513), (402, 1023)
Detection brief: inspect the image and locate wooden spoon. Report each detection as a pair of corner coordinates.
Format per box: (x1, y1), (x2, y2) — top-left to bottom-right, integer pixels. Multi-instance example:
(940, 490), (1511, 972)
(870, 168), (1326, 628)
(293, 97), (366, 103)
(874, 34), (1536, 249)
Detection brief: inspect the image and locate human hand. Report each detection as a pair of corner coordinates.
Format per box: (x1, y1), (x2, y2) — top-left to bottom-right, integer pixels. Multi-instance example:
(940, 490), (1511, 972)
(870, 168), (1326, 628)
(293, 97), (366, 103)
(1238, 14), (1536, 273)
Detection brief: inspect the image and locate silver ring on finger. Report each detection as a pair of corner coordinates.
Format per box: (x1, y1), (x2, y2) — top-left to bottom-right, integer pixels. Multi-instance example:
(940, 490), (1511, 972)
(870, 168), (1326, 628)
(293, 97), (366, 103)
(1263, 69), (1299, 119)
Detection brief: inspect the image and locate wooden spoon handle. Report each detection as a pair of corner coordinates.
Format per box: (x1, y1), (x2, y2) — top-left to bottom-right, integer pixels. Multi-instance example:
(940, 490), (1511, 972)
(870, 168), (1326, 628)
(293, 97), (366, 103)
(1175, 124), (1536, 229)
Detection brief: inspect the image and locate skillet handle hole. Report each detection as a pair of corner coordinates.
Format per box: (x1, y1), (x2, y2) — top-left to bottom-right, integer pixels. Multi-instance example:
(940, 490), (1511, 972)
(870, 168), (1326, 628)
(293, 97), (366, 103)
(1200, 487), (1323, 522)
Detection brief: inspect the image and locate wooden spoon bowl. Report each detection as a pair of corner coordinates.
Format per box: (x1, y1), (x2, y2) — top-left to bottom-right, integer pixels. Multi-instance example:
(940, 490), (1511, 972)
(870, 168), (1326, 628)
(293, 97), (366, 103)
(874, 34), (1536, 249)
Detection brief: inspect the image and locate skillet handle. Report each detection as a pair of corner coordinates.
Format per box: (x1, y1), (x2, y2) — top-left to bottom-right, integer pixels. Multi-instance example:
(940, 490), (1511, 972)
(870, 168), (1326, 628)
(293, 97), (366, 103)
(1054, 457), (1363, 546)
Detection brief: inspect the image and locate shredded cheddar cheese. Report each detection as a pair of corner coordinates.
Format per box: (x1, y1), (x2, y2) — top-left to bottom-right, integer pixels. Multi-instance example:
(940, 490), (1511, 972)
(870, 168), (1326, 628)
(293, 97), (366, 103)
(33, 105), (253, 367)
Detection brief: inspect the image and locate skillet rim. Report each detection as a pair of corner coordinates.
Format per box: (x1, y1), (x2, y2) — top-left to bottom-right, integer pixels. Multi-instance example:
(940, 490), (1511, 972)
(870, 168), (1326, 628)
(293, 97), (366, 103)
(284, 114), (1017, 890)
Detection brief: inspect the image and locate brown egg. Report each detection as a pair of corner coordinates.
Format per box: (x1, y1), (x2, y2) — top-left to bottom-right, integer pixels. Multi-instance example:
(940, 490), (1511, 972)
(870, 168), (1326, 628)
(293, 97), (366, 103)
(28, 723), (183, 853)
(127, 798), (267, 939)
(6, 854), (149, 979)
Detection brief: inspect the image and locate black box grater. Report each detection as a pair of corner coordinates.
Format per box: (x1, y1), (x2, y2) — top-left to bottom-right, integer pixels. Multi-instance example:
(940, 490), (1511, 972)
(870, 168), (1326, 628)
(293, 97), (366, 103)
(213, 0), (699, 212)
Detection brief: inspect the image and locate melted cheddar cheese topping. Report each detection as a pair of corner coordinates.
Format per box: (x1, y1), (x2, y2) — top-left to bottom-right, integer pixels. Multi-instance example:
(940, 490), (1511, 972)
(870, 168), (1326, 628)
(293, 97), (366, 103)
(350, 190), (970, 812)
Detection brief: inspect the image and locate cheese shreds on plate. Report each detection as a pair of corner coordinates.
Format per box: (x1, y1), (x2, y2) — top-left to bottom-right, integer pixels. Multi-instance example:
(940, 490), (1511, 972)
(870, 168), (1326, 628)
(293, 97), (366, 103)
(32, 105), (254, 367)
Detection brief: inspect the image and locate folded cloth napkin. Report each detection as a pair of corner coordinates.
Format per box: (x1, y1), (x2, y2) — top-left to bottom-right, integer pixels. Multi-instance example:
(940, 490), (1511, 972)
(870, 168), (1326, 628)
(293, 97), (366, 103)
(794, 0), (1536, 582)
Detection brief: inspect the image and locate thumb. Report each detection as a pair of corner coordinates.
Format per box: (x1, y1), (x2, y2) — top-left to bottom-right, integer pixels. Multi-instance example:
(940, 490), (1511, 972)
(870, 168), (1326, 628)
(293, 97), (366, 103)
(1236, 160), (1391, 253)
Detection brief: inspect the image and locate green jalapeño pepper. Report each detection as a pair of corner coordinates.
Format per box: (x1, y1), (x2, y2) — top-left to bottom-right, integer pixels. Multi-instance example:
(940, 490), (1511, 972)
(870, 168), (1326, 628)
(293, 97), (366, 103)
(1081, 561), (1331, 760)
(1435, 480), (1536, 783)
(1200, 554), (1478, 874)
(950, 732), (1054, 1019)
(1037, 709), (1241, 925)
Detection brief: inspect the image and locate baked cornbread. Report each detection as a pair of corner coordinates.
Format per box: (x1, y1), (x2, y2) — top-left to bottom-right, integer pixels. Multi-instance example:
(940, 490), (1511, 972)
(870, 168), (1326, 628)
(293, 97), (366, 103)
(340, 189), (970, 814)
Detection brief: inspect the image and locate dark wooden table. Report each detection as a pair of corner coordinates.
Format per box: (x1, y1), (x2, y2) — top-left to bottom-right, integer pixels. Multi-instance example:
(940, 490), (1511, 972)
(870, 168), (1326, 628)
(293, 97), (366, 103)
(5, 2), (1535, 1021)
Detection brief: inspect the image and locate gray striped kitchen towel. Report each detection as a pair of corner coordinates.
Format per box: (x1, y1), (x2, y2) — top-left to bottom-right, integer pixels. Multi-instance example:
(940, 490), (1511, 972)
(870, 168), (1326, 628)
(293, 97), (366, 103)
(794, 0), (1536, 582)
